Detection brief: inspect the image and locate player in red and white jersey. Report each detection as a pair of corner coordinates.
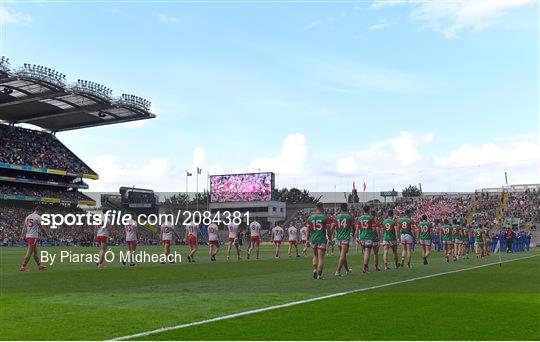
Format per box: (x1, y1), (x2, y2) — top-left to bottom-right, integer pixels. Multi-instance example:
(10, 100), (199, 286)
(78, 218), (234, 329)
(160, 218), (176, 264)
(226, 223), (242, 261)
(95, 210), (111, 269)
(207, 223), (220, 261)
(123, 217), (138, 266)
(19, 206), (49, 272)
(247, 220), (261, 260)
(287, 225), (300, 258)
(300, 225), (309, 256)
(271, 225), (284, 258)
(184, 222), (199, 263)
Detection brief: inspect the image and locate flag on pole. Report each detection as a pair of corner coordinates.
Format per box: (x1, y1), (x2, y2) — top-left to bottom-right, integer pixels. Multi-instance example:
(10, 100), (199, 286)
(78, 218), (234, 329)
(186, 171), (192, 177)
(363, 181), (367, 192)
(353, 181), (356, 191)
(197, 167), (202, 175)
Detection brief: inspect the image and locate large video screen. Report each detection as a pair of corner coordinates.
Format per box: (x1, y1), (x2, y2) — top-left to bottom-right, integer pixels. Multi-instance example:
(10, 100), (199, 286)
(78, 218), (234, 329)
(210, 172), (274, 202)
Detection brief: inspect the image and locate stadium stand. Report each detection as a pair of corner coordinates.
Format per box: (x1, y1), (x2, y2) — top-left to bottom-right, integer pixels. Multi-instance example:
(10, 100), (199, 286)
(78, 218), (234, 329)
(0, 124), (96, 175)
(0, 56), (155, 243)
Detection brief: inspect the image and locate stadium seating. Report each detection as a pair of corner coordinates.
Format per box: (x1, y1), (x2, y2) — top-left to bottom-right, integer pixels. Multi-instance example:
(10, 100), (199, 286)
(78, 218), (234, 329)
(0, 124), (96, 175)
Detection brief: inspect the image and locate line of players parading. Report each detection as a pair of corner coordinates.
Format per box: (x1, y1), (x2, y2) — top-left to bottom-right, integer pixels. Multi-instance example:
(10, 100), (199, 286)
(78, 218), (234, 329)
(18, 202), (506, 279)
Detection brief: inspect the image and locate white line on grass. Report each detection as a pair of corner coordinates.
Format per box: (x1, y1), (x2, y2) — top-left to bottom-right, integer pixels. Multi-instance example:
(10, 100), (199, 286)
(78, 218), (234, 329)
(111, 254), (538, 341)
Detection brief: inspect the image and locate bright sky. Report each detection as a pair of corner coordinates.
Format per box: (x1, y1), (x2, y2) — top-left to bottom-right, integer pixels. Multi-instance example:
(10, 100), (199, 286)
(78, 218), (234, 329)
(1, 0), (539, 192)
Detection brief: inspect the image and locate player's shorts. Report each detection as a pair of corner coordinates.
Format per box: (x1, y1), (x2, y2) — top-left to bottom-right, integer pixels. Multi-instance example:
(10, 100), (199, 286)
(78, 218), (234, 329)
(361, 239), (374, 247)
(96, 236), (108, 244)
(382, 240), (397, 246)
(312, 243), (326, 250)
(288, 240), (297, 245)
(419, 239), (432, 246)
(454, 238), (462, 244)
(187, 235), (197, 247)
(208, 240), (219, 247)
(162, 239), (171, 245)
(26, 237), (38, 246)
(228, 237), (236, 244)
(250, 236), (261, 244)
(127, 240), (137, 249)
(401, 234), (414, 244)
(474, 241), (484, 246)
(336, 239), (350, 246)
(442, 240), (454, 246)
(274, 240), (282, 244)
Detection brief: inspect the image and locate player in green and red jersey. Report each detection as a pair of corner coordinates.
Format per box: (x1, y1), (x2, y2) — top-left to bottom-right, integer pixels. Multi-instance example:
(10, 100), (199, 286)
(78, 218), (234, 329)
(306, 202), (331, 280)
(440, 219), (454, 262)
(462, 225), (471, 259)
(474, 225), (484, 258)
(382, 210), (400, 270)
(452, 219), (461, 260)
(416, 214), (433, 265)
(356, 205), (380, 273)
(333, 203), (354, 276)
(398, 209), (415, 268)
(371, 209), (382, 271)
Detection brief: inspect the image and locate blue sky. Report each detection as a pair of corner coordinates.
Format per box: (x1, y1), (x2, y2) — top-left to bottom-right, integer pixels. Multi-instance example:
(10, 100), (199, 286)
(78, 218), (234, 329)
(1, 0), (538, 192)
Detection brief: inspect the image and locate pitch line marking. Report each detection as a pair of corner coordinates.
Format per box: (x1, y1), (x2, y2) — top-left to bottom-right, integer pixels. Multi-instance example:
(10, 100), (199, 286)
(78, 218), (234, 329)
(111, 254), (538, 341)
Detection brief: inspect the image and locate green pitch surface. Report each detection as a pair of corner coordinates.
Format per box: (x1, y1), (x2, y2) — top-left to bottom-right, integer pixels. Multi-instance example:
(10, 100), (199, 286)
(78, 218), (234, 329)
(1, 245), (539, 340)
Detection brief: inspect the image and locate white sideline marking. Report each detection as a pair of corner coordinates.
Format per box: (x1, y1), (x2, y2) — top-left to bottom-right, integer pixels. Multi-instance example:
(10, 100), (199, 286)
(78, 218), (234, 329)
(111, 254), (538, 341)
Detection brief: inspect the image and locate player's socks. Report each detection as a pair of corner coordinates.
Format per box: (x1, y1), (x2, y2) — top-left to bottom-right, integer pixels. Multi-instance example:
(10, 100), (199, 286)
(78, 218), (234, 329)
(407, 262), (411, 268)
(375, 265), (381, 272)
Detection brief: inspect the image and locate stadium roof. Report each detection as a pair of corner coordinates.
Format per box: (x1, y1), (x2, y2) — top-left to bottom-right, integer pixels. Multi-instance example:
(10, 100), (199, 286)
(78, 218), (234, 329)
(0, 56), (156, 132)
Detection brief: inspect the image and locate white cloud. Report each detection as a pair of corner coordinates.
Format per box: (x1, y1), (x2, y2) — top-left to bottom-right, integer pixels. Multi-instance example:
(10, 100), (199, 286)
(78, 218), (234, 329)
(369, 22), (390, 30)
(335, 131), (433, 176)
(156, 13), (178, 24)
(434, 135), (539, 168)
(0, 8), (32, 25)
(250, 133), (308, 175)
(90, 155), (181, 192)
(410, 0), (531, 39)
(371, 0), (531, 38)
(192, 147), (205, 167)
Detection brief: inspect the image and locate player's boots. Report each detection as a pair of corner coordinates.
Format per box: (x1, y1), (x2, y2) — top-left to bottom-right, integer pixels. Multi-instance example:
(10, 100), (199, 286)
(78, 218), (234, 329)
(313, 269), (318, 279)
(38, 263), (47, 271)
(20, 265), (29, 272)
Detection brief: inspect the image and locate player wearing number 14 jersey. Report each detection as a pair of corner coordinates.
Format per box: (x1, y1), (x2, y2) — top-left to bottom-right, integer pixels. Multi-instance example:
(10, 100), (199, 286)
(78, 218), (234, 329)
(333, 203), (354, 276)
(306, 202), (331, 280)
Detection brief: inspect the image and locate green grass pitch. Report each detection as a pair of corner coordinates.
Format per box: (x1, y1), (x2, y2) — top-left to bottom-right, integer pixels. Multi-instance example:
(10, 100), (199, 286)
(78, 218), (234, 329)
(1, 245), (538, 340)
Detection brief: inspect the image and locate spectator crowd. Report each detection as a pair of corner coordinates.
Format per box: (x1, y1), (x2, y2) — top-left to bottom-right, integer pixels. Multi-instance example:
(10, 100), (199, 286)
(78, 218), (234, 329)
(0, 124), (96, 175)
